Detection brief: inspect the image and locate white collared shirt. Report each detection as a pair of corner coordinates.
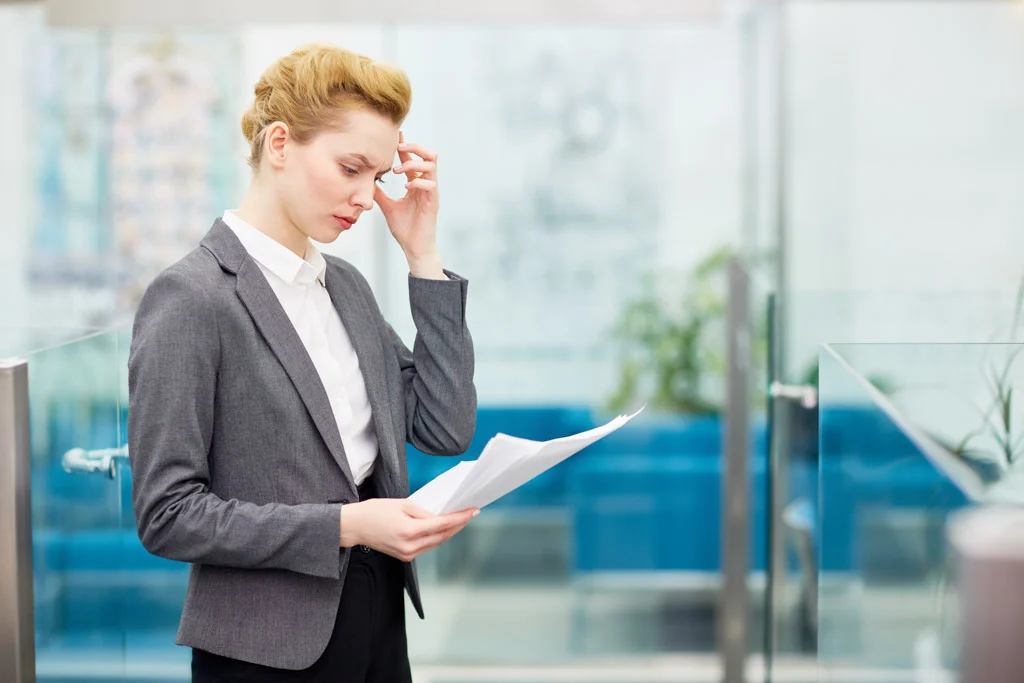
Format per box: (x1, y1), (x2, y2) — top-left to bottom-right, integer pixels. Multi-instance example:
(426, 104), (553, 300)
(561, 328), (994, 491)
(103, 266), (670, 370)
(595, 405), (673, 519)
(222, 210), (378, 485)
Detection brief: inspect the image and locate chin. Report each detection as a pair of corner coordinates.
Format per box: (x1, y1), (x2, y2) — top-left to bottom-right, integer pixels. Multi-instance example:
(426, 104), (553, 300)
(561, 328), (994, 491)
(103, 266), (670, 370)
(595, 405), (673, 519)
(307, 224), (343, 244)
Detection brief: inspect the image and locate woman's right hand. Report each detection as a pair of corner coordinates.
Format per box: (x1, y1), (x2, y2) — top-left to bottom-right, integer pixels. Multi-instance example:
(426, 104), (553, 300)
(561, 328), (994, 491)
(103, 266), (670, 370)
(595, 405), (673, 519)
(340, 499), (477, 562)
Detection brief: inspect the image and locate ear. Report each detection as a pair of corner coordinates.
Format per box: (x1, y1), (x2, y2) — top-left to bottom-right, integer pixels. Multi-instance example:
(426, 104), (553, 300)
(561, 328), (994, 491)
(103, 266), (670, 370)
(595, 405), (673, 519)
(264, 121), (290, 170)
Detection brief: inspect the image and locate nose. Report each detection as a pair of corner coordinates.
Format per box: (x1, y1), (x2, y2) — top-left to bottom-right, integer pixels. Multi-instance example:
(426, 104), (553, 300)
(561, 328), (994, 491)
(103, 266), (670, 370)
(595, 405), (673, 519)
(351, 180), (374, 211)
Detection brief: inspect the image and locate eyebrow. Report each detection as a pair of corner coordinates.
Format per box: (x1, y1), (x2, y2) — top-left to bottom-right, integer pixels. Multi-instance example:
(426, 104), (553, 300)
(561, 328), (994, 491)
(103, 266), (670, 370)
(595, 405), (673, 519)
(347, 154), (391, 174)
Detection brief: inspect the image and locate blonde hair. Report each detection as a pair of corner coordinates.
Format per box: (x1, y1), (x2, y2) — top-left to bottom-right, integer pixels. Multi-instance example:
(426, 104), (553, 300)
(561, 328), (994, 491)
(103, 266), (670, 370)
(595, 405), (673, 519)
(241, 43), (412, 170)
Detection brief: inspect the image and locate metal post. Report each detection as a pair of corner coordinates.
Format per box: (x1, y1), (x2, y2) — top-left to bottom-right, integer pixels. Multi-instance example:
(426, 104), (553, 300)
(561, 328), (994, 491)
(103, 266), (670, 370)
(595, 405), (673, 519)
(772, 0), (789, 378)
(721, 258), (751, 683)
(768, 3), (790, 677)
(764, 292), (780, 682)
(0, 359), (35, 683)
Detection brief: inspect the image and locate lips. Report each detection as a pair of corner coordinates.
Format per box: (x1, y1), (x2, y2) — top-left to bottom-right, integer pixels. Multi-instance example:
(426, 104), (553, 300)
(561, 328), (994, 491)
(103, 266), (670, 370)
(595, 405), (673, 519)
(333, 215), (356, 230)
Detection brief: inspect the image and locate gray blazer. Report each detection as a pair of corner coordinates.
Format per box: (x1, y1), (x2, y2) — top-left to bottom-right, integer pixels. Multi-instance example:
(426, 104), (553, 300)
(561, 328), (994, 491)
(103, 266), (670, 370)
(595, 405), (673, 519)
(128, 219), (476, 669)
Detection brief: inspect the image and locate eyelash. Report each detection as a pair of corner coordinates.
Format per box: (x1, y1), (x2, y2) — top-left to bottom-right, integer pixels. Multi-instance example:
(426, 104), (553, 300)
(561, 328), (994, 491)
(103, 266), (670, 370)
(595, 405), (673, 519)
(343, 165), (386, 184)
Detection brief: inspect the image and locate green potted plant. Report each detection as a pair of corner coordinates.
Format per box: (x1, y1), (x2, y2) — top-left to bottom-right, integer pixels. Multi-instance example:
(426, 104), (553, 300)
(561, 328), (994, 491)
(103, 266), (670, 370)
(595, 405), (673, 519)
(606, 245), (770, 417)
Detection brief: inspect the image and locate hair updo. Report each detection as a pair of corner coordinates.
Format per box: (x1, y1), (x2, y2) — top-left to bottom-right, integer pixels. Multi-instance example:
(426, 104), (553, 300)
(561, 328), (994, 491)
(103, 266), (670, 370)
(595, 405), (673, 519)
(241, 43), (412, 170)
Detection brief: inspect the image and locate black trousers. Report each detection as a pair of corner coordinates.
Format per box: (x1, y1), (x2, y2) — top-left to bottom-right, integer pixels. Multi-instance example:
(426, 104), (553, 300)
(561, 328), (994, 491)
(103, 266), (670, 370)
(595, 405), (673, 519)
(192, 479), (412, 683)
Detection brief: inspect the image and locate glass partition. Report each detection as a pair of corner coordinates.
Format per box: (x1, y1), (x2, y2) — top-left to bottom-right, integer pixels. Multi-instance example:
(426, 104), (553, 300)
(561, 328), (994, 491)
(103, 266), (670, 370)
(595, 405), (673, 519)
(113, 326), (190, 678)
(816, 341), (1024, 678)
(402, 260), (774, 669)
(379, 18), (780, 675)
(767, 290), (1024, 667)
(0, 327), (107, 360)
(9, 326), (135, 681)
(2, 4), (782, 681)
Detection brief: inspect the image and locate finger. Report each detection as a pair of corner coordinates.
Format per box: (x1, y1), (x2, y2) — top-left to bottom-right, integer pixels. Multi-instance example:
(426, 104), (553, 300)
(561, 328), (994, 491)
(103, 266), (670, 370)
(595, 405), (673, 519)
(438, 519), (471, 542)
(400, 499), (435, 519)
(374, 184), (396, 216)
(427, 527), (464, 552)
(412, 512), (467, 538)
(397, 140), (437, 163)
(396, 131), (413, 167)
(415, 522), (468, 555)
(447, 510), (478, 526)
(394, 159), (436, 181)
(433, 510), (475, 535)
(404, 178), (437, 193)
(436, 513), (470, 534)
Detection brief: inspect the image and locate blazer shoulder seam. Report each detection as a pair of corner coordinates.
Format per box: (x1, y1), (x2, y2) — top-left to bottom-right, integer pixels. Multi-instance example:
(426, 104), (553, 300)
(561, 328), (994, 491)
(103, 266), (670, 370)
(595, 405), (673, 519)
(161, 263), (223, 369)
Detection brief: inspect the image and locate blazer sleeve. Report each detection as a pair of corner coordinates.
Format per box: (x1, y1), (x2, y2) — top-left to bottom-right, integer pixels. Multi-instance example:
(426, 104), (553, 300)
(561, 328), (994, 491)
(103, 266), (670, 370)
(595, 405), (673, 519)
(128, 267), (343, 579)
(354, 267), (477, 455)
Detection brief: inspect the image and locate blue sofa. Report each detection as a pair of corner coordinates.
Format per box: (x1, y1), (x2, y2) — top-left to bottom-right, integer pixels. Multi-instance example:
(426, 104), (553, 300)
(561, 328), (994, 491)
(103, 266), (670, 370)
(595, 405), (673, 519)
(29, 401), (969, 641)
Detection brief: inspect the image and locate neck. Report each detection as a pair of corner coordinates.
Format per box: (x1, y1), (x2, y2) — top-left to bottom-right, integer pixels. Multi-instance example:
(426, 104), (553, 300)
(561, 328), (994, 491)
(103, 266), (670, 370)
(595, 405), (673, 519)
(235, 174), (308, 259)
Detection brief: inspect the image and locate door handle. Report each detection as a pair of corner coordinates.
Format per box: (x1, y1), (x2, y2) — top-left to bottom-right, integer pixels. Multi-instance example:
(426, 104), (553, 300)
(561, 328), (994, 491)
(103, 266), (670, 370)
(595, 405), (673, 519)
(769, 382), (818, 408)
(62, 445), (129, 480)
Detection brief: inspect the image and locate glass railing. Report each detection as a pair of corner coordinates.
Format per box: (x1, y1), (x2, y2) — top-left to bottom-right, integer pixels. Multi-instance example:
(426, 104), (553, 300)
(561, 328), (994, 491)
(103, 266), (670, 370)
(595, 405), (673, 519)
(406, 259), (775, 668)
(0, 326), (107, 360)
(0, 325), (170, 682)
(3, 256), (775, 682)
(816, 341), (1024, 678)
(767, 290), (1024, 668)
(2, 5), (783, 679)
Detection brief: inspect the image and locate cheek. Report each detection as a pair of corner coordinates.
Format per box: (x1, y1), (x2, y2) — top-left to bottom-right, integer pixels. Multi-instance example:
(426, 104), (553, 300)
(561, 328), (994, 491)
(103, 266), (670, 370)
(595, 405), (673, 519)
(297, 161), (347, 207)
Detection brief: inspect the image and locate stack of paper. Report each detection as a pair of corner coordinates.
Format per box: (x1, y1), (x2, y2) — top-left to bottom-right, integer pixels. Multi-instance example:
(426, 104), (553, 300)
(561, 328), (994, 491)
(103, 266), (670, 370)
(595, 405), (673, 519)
(409, 406), (645, 514)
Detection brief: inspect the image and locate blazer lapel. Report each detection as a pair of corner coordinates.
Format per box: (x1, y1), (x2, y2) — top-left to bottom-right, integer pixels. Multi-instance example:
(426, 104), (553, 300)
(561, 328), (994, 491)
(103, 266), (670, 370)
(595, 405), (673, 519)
(234, 257), (357, 490)
(325, 265), (403, 495)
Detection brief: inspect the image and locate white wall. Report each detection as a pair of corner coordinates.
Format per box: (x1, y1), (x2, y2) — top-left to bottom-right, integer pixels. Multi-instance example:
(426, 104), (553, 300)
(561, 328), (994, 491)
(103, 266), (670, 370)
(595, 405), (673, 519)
(785, 2), (1024, 376)
(381, 26), (744, 405)
(8, 4), (1024, 403)
(0, 5), (40, 349)
(0, 6), (101, 353)
(789, 2), (1024, 296)
(240, 24), (747, 405)
(1, 19), (745, 401)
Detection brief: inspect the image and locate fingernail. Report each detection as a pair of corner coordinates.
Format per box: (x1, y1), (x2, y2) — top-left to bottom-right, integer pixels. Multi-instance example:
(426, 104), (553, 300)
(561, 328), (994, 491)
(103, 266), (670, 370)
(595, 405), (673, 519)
(394, 164), (402, 172)
(398, 142), (408, 148)
(472, 510), (480, 518)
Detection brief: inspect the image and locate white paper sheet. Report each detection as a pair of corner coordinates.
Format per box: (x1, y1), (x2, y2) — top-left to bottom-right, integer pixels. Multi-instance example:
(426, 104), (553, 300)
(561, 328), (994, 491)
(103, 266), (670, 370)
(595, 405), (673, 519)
(409, 406), (645, 514)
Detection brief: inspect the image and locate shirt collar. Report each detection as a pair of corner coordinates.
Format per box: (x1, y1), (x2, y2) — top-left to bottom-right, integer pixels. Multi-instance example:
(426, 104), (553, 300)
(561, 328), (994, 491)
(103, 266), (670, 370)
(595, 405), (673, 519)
(222, 210), (327, 287)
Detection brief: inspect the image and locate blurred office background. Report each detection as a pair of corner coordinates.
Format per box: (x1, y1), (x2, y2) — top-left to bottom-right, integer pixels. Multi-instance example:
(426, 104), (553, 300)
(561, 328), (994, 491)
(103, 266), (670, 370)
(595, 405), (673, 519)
(4, 1), (1024, 681)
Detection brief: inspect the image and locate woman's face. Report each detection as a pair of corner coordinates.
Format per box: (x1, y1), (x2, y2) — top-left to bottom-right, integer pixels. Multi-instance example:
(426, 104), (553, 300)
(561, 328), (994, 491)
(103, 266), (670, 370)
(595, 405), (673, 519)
(271, 107), (400, 244)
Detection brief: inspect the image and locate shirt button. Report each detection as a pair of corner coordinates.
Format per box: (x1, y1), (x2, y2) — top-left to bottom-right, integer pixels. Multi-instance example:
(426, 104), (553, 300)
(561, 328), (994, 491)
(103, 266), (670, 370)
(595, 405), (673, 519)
(360, 545), (371, 554)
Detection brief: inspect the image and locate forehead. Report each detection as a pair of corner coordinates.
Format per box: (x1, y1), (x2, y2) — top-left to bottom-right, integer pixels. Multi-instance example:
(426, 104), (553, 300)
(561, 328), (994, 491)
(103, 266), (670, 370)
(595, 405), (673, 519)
(314, 109), (399, 170)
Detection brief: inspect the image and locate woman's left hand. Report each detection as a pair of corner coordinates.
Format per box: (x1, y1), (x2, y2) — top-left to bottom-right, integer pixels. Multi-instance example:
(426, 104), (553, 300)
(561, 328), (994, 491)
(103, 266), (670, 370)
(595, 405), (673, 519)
(374, 132), (444, 277)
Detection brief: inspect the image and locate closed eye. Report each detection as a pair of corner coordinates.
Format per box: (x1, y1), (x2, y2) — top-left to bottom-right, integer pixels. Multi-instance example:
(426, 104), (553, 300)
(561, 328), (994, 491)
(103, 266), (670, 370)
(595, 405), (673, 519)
(343, 164), (386, 184)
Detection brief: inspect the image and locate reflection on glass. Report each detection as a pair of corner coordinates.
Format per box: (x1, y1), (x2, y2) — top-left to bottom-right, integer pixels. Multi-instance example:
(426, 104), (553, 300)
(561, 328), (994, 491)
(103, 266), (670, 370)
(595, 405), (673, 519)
(0, 327), (107, 360)
(407, 257), (773, 663)
(829, 343), (1024, 500)
(25, 329), (133, 680)
(770, 291), (1024, 663)
(813, 342), (1024, 677)
(387, 24), (777, 668)
(8, 15), (780, 680)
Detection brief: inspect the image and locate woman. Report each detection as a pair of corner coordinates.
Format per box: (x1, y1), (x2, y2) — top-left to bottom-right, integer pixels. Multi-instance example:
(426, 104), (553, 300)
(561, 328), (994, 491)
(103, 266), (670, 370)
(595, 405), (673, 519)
(128, 43), (478, 683)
